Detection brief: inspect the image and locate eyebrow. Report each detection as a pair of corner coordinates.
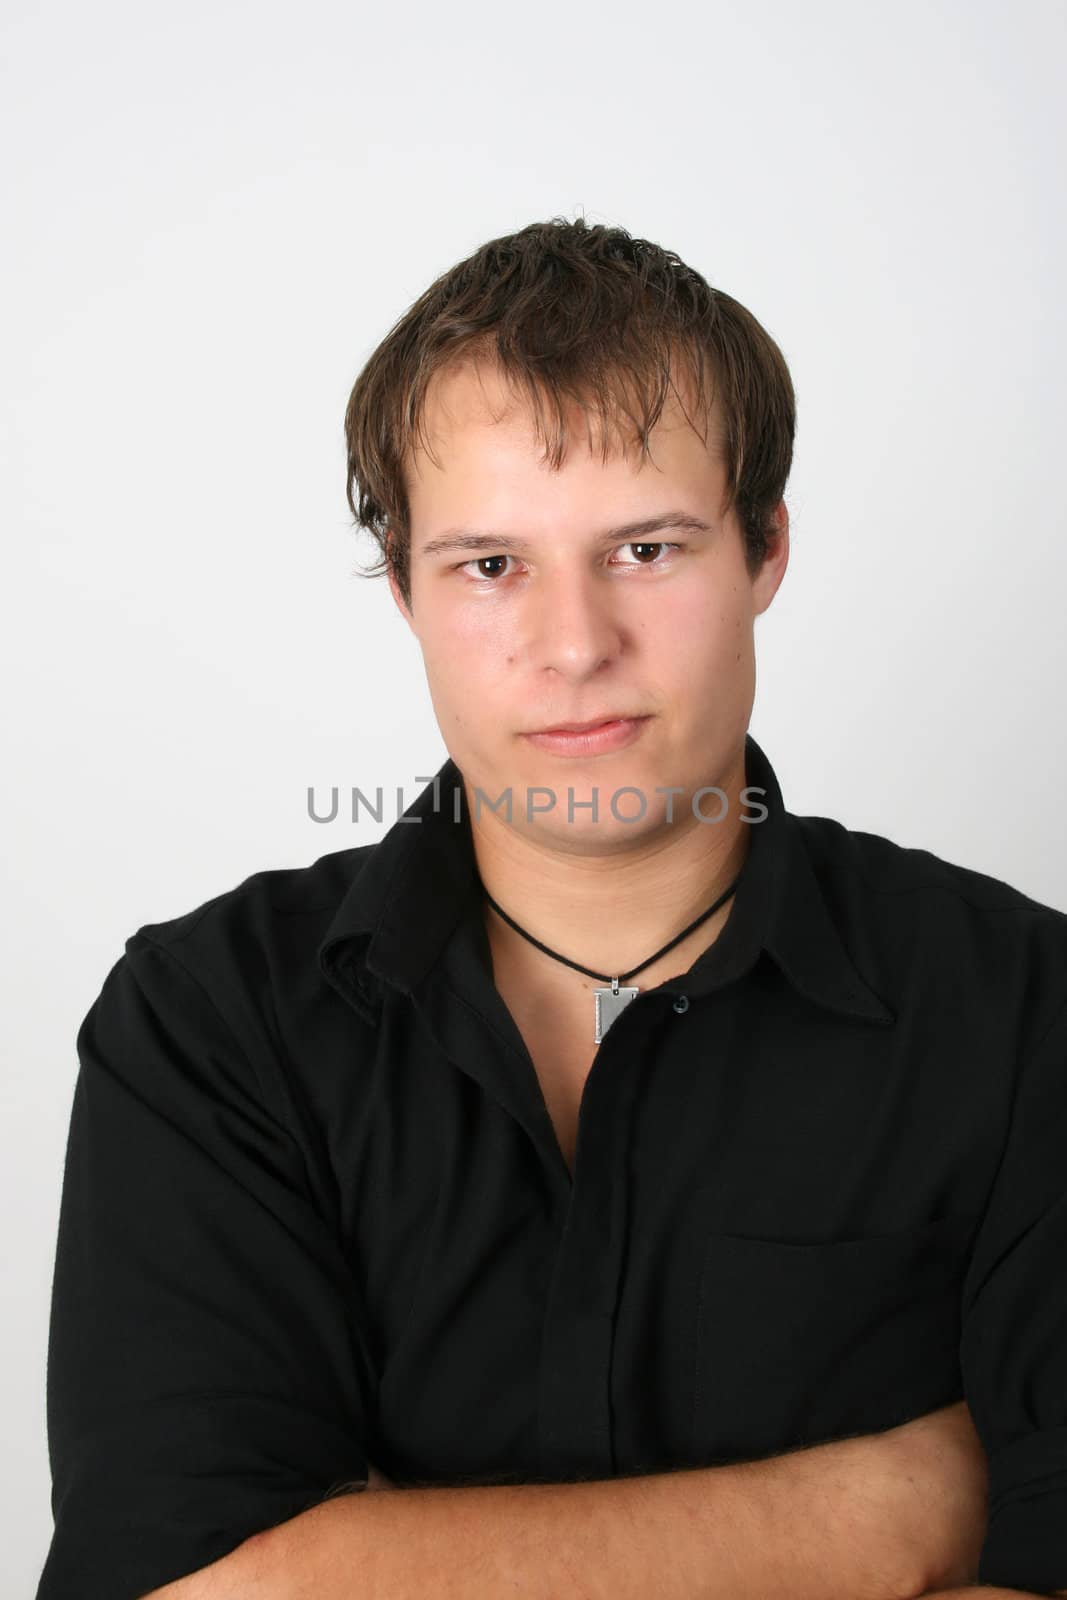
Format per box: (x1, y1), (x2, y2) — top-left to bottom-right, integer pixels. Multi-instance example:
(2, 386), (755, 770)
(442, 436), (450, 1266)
(417, 510), (715, 559)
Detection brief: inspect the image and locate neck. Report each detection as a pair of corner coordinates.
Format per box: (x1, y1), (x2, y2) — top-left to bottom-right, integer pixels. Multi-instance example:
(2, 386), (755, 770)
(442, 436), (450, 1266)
(464, 743), (751, 990)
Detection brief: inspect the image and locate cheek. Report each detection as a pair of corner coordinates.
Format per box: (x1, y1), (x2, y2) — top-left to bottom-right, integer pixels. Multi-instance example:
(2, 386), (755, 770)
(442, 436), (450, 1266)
(444, 599), (514, 655)
(655, 594), (736, 660)
(425, 609), (482, 660)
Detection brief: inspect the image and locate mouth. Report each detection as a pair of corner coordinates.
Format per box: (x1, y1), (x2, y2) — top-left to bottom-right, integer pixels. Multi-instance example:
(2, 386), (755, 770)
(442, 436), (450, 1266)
(520, 714), (653, 757)
(528, 714), (648, 735)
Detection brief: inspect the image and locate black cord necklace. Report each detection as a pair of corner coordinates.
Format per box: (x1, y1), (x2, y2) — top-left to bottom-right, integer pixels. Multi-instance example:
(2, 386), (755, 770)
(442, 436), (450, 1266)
(483, 877), (741, 1043)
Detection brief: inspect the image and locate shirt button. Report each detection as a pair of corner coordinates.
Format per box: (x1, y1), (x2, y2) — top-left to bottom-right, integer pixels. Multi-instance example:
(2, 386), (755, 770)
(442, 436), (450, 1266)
(673, 994), (690, 1014)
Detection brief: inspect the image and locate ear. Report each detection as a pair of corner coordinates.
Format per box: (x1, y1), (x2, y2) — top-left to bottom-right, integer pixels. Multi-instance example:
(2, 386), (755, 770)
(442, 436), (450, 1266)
(752, 500), (789, 617)
(384, 531), (416, 631)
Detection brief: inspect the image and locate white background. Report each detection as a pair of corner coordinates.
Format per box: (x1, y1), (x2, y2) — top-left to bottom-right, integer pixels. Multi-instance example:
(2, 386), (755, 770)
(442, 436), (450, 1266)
(3, 0), (1065, 1591)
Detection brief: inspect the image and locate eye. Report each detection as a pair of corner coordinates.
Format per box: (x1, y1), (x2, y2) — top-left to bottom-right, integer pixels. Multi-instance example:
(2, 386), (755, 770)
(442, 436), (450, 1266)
(612, 541), (680, 566)
(457, 554), (515, 583)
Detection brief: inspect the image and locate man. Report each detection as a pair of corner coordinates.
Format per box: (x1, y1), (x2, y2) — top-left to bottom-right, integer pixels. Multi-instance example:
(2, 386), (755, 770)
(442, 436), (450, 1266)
(36, 218), (1067, 1599)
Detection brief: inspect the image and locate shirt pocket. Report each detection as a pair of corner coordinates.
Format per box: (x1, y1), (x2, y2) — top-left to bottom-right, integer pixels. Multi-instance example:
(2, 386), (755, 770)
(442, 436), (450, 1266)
(690, 1213), (980, 1464)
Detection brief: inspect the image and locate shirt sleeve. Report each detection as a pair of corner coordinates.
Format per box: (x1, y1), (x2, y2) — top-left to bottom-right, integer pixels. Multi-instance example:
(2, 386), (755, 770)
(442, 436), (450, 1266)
(960, 988), (1067, 1595)
(35, 932), (375, 1600)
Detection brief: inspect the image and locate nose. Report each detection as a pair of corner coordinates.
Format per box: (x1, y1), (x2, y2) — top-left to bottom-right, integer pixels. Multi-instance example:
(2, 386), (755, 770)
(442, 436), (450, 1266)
(524, 561), (625, 681)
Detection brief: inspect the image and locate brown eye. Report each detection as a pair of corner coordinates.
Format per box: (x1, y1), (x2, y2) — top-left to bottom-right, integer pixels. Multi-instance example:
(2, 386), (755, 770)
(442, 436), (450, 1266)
(459, 555), (513, 582)
(614, 541), (680, 567)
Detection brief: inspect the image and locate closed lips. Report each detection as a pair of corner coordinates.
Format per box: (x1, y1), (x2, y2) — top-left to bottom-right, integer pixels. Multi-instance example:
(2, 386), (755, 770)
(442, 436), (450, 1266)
(532, 715), (647, 733)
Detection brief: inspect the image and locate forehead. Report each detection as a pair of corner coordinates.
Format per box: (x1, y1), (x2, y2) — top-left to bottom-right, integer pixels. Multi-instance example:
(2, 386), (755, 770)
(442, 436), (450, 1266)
(407, 356), (725, 498)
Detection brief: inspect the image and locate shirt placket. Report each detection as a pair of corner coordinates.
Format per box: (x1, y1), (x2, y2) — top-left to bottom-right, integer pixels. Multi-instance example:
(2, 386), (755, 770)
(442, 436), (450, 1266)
(535, 998), (659, 1478)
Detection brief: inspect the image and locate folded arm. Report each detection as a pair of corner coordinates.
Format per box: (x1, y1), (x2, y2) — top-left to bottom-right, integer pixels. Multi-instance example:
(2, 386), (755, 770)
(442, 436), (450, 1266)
(143, 1415), (982, 1600)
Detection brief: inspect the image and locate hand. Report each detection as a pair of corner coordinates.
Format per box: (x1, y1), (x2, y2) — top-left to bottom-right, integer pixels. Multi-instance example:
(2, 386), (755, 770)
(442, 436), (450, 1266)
(875, 1399), (989, 1595)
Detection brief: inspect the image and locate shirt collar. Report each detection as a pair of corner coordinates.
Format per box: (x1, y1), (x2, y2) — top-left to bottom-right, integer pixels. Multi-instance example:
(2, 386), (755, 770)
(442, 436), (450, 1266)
(318, 732), (895, 1029)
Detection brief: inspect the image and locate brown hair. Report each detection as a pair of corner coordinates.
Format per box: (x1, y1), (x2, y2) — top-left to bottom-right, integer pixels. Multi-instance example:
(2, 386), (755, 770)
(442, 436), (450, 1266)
(343, 216), (795, 611)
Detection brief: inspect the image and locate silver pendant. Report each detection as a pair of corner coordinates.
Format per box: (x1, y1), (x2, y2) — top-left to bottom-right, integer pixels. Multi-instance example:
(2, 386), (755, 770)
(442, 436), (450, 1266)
(593, 978), (640, 1043)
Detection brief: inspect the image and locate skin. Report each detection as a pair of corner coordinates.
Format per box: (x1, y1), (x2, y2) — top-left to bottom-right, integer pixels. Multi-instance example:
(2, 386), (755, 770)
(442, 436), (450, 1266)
(387, 355), (790, 994)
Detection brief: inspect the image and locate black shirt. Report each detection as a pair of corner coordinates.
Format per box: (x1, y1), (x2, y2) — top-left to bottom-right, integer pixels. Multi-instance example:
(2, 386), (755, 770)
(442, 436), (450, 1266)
(36, 732), (1067, 1599)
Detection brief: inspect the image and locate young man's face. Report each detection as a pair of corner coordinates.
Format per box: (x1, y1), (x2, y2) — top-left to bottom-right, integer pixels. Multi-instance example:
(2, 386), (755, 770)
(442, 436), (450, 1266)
(388, 358), (788, 852)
